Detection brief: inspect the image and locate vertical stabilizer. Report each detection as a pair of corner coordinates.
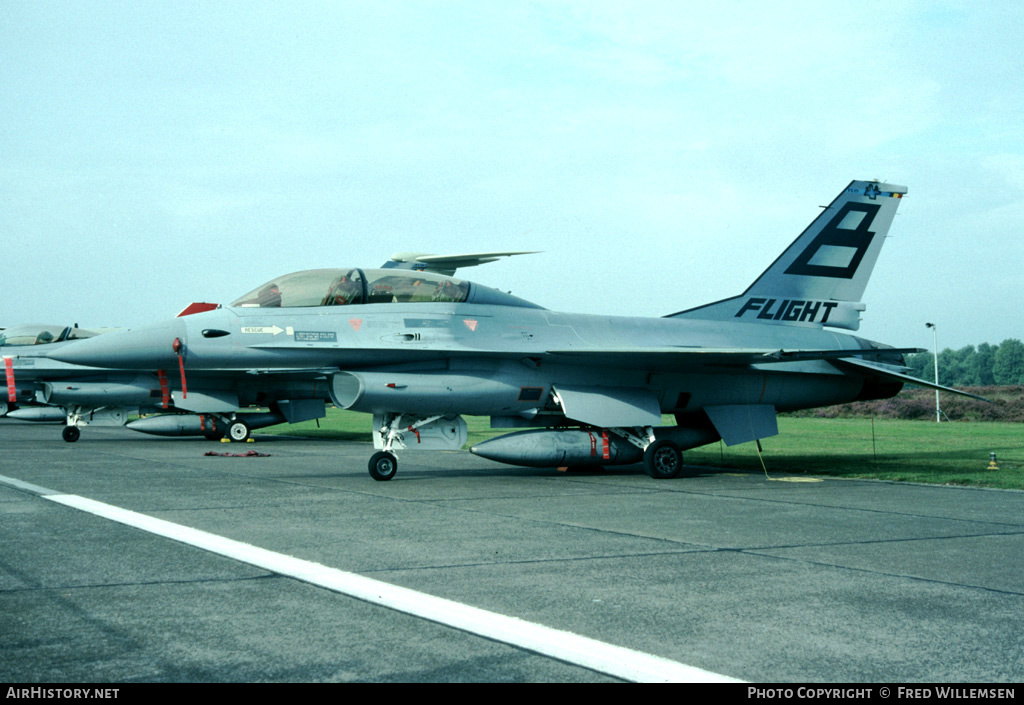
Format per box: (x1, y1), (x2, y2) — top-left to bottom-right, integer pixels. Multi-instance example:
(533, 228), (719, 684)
(669, 180), (906, 331)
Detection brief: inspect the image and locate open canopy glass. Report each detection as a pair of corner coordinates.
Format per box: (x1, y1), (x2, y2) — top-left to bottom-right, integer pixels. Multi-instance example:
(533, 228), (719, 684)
(230, 268), (539, 309)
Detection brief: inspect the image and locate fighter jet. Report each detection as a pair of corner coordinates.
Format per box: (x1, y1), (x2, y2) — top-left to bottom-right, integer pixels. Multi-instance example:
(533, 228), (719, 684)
(1, 320), (329, 442)
(1, 324), (118, 420)
(45, 181), (978, 480)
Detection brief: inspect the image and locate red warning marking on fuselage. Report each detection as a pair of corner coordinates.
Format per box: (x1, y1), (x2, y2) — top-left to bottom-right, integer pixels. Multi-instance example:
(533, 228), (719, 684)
(463, 319), (478, 332)
(349, 319), (362, 331)
(177, 354), (188, 399)
(4, 357), (15, 403)
(157, 370), (170, 409)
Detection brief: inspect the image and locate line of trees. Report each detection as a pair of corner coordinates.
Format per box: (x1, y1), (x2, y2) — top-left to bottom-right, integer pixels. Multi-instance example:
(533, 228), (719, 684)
(904, 338), (1024, 386)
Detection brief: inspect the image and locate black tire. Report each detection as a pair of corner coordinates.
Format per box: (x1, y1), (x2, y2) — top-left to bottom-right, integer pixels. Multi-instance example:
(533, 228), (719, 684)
(643, 440), (682, 479)
(368, 451), (398, 481)
(227, 420), (250, 442)
(62, 425), (81, 443)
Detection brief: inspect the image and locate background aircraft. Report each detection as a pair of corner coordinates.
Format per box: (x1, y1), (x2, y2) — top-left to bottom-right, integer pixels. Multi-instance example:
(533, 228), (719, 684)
(45, 181), (978, 479)
(1, 322), (328, 442)
(1, 324), (118, 421)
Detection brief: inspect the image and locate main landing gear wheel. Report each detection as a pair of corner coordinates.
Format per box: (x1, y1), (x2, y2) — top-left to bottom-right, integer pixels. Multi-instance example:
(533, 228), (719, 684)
(368, 451), (398, 481)
(227, 420), (251, 442)
(62, 426), (81, 443)
(643, 440), (682, 479)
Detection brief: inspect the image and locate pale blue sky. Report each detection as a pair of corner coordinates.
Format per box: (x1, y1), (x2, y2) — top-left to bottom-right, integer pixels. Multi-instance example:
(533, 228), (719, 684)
(3, 1), (1022, 351)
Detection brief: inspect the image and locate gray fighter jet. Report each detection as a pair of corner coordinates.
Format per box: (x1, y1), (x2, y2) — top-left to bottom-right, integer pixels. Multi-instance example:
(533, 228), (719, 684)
(2, 323), (230, 439)
(1, 318), (334, 441)
(1, 324), (118, 422)
(45, 181), (977, 480)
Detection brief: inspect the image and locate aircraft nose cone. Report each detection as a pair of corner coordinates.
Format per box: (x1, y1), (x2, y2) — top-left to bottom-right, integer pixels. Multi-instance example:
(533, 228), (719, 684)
(45, 319), (187, 369)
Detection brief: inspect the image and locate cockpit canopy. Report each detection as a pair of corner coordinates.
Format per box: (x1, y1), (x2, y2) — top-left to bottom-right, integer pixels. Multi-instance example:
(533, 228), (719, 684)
(231, 268), (542, 310)
(0, 325), (104, 347)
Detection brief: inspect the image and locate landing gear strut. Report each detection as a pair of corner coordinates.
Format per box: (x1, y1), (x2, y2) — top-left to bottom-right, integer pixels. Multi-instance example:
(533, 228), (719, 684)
(365, 413), (448, 481)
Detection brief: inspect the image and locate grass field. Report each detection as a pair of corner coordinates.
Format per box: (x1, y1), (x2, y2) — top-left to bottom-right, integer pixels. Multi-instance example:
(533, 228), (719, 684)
(261, 409), (1024, 490)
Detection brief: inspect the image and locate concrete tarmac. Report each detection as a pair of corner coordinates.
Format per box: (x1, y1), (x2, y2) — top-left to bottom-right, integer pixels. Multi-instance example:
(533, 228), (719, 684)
(1, 420), (1022, 683)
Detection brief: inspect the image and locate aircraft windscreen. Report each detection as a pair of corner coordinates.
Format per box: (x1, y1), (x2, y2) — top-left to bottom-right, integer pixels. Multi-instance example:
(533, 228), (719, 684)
(0, 325), (69, 346)
(231, 268), (470, 308)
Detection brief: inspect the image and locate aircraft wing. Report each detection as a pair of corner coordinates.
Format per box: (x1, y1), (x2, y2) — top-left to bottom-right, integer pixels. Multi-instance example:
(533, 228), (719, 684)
(544, 347), (924, 370)
(234, 343), (925, 372)
(830, 357), (992, 401)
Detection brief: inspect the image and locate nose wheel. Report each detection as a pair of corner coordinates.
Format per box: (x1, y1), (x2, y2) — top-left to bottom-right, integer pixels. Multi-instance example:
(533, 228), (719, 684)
(62, 426), (81, 443)
(368, 451), (398, 481)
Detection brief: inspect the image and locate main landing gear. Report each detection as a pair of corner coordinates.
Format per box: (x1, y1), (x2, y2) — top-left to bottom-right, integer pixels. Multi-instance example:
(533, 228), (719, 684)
(608, 427), (684, 479)
(643, 439), (683, 479)
(226, 418), (251, 442)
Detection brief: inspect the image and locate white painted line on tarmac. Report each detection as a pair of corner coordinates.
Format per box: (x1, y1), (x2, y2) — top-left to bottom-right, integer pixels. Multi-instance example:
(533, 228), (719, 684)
(0, 474), (742, 683)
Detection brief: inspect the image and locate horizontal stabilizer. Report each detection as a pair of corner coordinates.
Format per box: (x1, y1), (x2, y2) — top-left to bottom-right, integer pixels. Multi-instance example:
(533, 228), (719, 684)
(832, 357), (992, 402)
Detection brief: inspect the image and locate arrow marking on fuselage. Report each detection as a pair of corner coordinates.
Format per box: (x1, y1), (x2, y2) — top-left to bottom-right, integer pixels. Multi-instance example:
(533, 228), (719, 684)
(241, 326), (285, 335)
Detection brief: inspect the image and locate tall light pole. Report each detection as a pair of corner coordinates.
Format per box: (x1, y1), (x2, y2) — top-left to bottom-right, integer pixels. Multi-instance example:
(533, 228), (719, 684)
(925, 322), (940, 422)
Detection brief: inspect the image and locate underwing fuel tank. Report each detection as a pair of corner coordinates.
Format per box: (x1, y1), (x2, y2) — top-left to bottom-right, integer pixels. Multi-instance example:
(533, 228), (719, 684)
(7, 406), (68, 422)
(470, 429), (644, 467)
(127, 411), (286, 437)
(43, 378), (157, 407)
(470, 426), (722, 467)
